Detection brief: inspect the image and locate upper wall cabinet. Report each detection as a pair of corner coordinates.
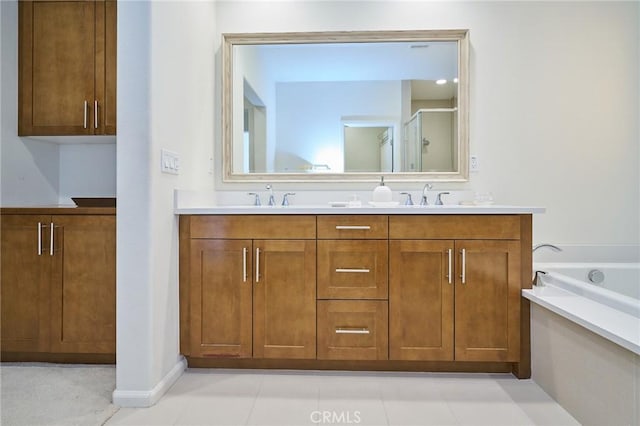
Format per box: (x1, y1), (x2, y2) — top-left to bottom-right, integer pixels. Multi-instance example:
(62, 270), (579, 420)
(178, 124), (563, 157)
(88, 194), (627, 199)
(18, 0), (116, 136)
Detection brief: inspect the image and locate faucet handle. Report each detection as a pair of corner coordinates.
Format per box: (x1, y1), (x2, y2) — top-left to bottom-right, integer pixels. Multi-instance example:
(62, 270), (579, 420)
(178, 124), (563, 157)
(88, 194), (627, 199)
(400, 192), (414, 206)
(435, 192), (450, 205)
(247, 192), (261, 206)
(282, 192), (296, 206)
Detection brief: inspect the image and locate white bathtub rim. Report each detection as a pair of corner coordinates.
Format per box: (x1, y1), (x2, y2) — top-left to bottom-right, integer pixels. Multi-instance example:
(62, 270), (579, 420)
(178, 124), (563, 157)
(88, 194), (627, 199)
(523, 283), (640, 356)
(536, 271), (640, 317)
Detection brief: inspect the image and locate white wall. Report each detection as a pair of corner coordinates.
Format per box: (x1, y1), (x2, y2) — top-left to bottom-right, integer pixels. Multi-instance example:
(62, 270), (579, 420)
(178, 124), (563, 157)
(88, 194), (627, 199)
(215, 0), (640, 249)
(1, 0), (59, 206)
(114, 0), (215, 406)
(58, 144), (116, 204)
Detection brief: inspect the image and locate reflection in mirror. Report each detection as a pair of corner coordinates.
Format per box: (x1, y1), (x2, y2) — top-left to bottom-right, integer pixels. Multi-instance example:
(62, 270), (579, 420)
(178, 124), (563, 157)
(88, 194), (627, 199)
(223, 31), (469, 182)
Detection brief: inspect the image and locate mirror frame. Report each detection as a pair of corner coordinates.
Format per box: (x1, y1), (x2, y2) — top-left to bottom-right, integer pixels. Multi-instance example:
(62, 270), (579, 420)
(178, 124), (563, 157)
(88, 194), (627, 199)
(222, 30), (469, 183)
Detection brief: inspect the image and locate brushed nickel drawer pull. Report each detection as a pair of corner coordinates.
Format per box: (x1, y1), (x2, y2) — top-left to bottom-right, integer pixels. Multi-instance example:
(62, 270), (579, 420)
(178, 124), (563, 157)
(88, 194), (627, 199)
(335, 268), (370, 273)
(94, 100), (98, 129)
(37, 222), (42, 255)
(49, 223), (54, 256)
(447, 248), (452, 284)
(255, 247), (260, 283)
(242, 247), (247, 282)
(460, 248), (466, 284)
(335, 225), (371, 230)
(83, 100), (88, 129)
(335, 328), (370, 334)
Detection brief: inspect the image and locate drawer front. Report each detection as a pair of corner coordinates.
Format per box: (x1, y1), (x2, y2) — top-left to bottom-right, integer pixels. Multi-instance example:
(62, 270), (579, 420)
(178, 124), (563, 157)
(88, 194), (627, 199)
(317, 215), (388, 239)
(317, 300), (388, 360)
(389, 215), (521, 240)
(317, 240), (388, 299)
(189, 215), (316, 239)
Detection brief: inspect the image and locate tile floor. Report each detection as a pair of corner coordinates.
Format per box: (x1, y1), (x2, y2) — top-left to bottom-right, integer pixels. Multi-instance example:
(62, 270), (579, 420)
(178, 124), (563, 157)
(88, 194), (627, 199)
(107, 369), (580, 426)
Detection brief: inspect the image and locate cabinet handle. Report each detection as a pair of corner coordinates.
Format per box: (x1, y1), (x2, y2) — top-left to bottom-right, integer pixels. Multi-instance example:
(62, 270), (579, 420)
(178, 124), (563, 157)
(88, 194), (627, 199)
(242, 247), (247, 282)
(447, 248), (452, 284)
(83, 101), (88, 129)
(335, 225), (370, 230)
(255, 247), (260, 283)
(335, 268), (370, 273)
(37, 222), (42, 255)
(460, 248), (466, 284)
(335, 328), (370, 335)
(49, 223), (54, 256)
(94, 100), (98, 129)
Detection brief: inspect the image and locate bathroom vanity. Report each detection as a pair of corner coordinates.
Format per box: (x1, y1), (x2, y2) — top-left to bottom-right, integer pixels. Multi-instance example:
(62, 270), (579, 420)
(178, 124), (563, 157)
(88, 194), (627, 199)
(178, 206), (539, 378)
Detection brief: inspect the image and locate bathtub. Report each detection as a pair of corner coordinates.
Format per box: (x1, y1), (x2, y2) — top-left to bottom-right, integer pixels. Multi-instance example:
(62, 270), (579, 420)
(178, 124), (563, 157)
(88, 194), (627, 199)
(523, 262), (640, 425)
(523, 262), (640, 354)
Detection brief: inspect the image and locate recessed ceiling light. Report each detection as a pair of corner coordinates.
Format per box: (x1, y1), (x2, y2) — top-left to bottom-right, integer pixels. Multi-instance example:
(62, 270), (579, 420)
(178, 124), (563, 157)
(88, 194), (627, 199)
(436, 79), (447, 85)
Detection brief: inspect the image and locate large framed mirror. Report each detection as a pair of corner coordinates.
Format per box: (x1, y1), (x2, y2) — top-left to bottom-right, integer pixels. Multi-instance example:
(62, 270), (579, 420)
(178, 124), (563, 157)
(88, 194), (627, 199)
(222, 30), (469, 182)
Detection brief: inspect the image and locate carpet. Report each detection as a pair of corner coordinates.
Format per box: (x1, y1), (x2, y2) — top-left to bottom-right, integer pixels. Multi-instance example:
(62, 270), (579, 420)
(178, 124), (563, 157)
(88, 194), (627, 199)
(0, 363), (119, 426)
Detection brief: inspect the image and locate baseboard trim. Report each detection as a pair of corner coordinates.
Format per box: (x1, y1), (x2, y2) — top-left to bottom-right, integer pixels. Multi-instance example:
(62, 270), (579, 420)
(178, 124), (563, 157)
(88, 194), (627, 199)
(112, 356), (187, 407)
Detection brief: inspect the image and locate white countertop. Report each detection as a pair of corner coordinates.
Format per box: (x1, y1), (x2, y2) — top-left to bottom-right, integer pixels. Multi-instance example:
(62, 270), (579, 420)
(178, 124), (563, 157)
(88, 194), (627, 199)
(175, 204), (545, 215)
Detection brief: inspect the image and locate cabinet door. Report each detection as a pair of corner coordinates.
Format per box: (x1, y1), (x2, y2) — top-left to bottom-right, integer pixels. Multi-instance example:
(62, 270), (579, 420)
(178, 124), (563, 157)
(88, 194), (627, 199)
(19, 1), (96, 135)
(1, 215), (51, 352)
(389, 240), (454, 361)
(96, 0), (117, 135)
(253, 240), (316, 359)
(455, 240), (521, 362)
(189, 240), (253, 358)
(49, 215), (116, 354)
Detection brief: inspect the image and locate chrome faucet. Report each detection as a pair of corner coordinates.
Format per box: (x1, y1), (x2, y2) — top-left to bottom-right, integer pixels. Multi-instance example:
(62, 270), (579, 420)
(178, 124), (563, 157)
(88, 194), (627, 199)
(266, 184), (276, 206)
(533, 243), (563, 253)
(435, 191), (450, 205)
(247, 192), (261, 206)
(281, 192), (295, 206)
(421, 183), (433, 205)
(400, 192), (414, 206)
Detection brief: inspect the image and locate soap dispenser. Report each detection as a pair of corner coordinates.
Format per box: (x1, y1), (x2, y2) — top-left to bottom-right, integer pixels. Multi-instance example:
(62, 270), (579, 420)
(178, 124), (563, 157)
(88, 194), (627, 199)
(372, 176), (392, 202)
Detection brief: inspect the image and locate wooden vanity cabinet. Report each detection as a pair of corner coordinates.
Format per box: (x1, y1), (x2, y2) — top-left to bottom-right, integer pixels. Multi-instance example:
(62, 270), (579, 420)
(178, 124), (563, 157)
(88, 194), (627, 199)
(18, 0), (117, 136)
(182, 215), (317, 360)
(1, 212), (116, 359)
(180, 213), (532, 377)
(389, 216), (526, 364)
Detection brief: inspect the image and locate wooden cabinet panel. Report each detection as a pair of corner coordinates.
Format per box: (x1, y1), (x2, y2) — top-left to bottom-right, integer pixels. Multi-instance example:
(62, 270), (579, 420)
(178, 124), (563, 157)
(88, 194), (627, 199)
(253, 240), (316, 359)
(317, 300), (388, 360)
(317, 215), (388, 239)
(318, 240), (388, 299)
(454, 240), (521, 362)
(189, 240), (253, 358)
(49, 216), (116, 354)
(389, 240), (454, 361)
(389, 215), (520, 240)
(18, 0), (116, 136)
(0, 215), (51, 352)
(190, 215), (316, 239)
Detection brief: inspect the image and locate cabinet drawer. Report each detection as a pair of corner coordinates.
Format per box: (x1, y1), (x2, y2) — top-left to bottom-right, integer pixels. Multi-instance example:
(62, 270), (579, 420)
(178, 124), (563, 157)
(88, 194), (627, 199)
(317, 300), (388, 360)
(189, 215), (316, 239)
(317, 240), (388, 299)
(389, 215), (521, 240)
(317, 215), (387, 239)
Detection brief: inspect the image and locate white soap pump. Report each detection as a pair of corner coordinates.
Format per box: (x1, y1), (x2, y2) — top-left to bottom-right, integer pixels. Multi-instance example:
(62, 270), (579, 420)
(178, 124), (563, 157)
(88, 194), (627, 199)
(372, 176), (392, 202)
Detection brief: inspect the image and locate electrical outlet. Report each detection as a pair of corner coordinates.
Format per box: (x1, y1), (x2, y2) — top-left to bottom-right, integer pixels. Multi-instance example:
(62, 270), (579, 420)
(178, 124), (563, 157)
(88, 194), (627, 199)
(161, 149), (180, 175)
(470, 155), (479, 172)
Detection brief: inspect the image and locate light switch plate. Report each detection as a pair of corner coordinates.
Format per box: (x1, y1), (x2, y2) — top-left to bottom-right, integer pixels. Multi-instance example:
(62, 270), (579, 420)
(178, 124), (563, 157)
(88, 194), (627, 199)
(161, 149), (180, 175)
(470, 155), (479, 172)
